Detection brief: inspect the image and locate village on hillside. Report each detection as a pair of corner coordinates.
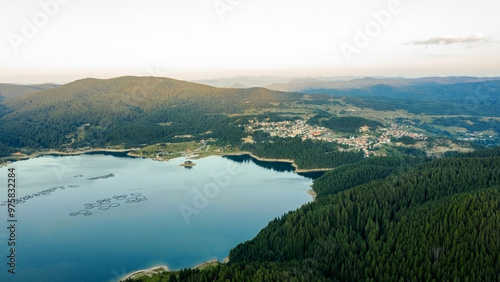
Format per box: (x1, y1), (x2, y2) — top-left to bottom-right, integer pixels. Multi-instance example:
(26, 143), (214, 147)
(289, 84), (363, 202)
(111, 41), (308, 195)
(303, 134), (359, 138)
(244, 119), (428, 157)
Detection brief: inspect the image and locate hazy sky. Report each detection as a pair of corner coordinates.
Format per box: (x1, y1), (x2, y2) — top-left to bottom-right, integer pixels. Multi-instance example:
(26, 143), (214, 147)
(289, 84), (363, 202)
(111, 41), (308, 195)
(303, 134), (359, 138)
(1, 0), (499, 83)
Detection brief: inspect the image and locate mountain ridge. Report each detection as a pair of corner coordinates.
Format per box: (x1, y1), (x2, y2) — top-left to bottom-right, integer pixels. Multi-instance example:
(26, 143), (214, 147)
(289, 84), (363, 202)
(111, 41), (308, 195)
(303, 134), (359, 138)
(0, 76), (303, 148)
(265, 76), (500, 92)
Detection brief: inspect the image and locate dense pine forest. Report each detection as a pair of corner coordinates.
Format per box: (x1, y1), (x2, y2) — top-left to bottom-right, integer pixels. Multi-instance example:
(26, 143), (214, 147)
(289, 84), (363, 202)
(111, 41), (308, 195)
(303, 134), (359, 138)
(240, 137), (365, 169)
(307, 115), (384, 133)
(129, 146), (500, 281)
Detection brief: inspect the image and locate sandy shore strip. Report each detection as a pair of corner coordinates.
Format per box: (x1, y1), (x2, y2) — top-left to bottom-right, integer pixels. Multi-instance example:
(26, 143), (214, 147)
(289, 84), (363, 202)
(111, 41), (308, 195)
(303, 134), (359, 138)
(39, 148), (134, 156)
(295, 167), (334, 173)
(126, 151), (148, 158)
(191, 258), (222, 269)
(3, 148), (136, 162)
(120, 265), (170, 281)
(306, 189), (317, 201)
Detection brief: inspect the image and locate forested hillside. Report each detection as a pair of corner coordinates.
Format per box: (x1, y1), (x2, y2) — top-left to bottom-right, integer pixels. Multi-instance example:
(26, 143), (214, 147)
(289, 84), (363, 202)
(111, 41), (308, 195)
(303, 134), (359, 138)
(0, 76), (302, 148)
(307, 115), (384, 133)
(134, 146), (500, 281)
(240, 137), (365, 169)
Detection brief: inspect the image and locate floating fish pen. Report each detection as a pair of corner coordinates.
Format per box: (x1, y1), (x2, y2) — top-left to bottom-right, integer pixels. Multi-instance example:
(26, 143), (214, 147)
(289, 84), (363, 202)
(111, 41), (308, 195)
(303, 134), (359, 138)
(87, 173), (115, 180)
(69, 193), (147, 216)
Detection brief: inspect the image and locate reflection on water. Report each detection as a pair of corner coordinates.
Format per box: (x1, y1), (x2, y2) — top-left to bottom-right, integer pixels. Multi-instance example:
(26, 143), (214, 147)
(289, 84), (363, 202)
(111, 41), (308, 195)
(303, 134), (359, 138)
(223, 154), (325, 179)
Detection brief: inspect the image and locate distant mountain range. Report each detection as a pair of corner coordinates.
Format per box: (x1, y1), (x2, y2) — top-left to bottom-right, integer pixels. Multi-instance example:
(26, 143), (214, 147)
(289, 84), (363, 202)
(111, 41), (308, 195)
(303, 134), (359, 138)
(6, 76), (496, 95)
(193, 75), (500, 117)
(300, 78), (500, 117)
(0, 83), (59, 99)
(192, 76), (500, 92)
(265, 76), (500, 92)
(191, 75), (369, 88)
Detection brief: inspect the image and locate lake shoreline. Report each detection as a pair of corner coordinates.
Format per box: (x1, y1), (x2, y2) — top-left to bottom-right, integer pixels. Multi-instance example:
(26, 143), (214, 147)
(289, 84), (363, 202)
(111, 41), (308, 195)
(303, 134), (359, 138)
(223, 151), (334, 173)
(120, 258), (228, 281)
(1, 148), (135, 161)
(2, 148), (325, 202)
(120, 265), (170, 281)
(4, 148), (319, 281)
(3, 148), (334, 173)
(306, 189), (317, 201)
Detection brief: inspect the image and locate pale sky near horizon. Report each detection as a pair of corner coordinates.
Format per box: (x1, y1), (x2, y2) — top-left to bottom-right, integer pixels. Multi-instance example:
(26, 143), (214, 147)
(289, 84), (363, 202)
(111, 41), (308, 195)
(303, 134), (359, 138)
(1, 0), (499, 84)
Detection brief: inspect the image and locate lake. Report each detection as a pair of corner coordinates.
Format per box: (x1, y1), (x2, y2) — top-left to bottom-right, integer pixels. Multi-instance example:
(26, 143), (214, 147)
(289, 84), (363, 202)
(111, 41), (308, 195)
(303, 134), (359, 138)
(0, 153), (317, 281)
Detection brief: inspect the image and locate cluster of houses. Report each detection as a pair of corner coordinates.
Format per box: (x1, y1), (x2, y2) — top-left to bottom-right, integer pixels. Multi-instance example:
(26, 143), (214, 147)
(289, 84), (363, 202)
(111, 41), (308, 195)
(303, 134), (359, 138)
(336, 135), (376, 157)
(245, 120), (428, 158)
(336, 124), (427, 156)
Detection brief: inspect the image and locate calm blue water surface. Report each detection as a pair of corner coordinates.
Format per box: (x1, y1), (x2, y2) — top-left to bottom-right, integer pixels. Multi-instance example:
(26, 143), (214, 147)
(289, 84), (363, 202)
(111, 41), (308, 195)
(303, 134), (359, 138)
(0, 154), (314, 281)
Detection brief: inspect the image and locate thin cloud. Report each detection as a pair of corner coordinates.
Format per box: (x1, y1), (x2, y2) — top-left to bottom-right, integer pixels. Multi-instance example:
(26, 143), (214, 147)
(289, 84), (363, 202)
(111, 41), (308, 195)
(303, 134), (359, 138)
(410, 35), (493, 45)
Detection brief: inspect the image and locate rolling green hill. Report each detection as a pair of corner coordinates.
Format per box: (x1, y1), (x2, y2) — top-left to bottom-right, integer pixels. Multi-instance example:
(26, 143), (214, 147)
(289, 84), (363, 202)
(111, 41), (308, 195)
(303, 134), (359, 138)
(0, 76), (302, 148)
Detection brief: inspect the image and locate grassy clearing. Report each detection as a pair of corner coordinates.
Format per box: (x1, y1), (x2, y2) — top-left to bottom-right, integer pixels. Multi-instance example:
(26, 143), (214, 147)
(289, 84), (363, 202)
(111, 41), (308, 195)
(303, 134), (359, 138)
(131, 142), (201, 158)
(129, 141), (239, 161)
